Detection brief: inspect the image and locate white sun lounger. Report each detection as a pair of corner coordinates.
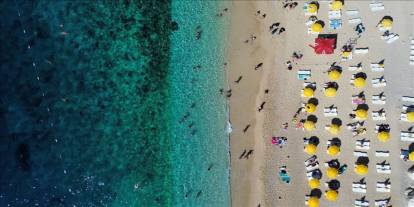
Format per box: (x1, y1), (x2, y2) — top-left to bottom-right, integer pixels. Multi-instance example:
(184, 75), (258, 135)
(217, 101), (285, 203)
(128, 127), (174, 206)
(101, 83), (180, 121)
(402, 96), (414, 103)
(349, 18), (362, 24)
(372, 111), (386, 121)
(346, 10), (359, 16)
(354, 47), (369, 54)
(375, 199), (390, 207)
(372, 78), (387, 87)
(401, 131), (414, 142)
(355, 199), (369, 207)
(298, 70), (311, 80)
(349, 64), (362, 71)
(372, 95), (386, 105)
(370, 2), (384, 12)
(386, 34), (399, 44)
(324, 107), (338, 117)
(370, 63), (384, 72)
(303, 82), (316, 87)
(306, 162), (319, 171)
(353, 183), (367, 193)
(356, 139), (370, 150)
(354, 151), (368, 157)
(376, 182), (391, 193)
(329, 10), (341, 19)
(376, 163), (391, 174)
(376, 151), (390, 157)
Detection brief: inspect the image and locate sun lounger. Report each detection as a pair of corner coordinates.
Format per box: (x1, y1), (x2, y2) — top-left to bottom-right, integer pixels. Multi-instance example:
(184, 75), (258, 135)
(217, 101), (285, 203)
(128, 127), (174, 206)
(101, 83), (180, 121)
(372, 78), (387, 87)
(354, 47), (369, 54)
(386, 34), (399, 44)
(346, 10), (359, 16)
(352, 183), (367, 193)
(402, 96), (414, 103)
(375, 198), (390, 207)
(372, 111), (386, 121)
(303, 82), (316, 87)
(356, 139), (370, 150)
(376, 182), (391, 193)
(349, 18), (362, 24)
(370, 63), (384, 72)
(324, 107), (338, 117)
(376, 150), (390, 157)
(376, 163), (391, 174)
(329, 10), (341, 19)
(347, 121), (364, 130)
(306, 162), (319, 171)
(329, 19), (342, 29)
(355, 199), (369, 207)
(370, 2), (384, 12)
(349, 64), (362, 71)
(305, 155), (317, 166)
(401, 131), (414, 142)
(372, 94), (386, 105)
(354, 151), (368, 157)
(298, 70), (311, 80)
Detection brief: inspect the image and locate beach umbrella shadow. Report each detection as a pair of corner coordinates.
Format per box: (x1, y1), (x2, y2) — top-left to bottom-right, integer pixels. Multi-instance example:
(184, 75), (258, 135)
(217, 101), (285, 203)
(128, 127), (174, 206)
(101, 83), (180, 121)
(328, 180), (341, 190)
(310, 188), (322, 198)
(355, 72), (367, 79)
(309, 136), (320, 145)
(326, 82), (339, 90)
(307, 115), (318, 123)
(308, 98), (319, 106)
(356, 104), (369, 111)
(407, 105), (414, 113)
(356, 156), (369, 165)
(330, 137), (341, 147)
(331, 118), (342, 126)
(409, 143), (414, 152)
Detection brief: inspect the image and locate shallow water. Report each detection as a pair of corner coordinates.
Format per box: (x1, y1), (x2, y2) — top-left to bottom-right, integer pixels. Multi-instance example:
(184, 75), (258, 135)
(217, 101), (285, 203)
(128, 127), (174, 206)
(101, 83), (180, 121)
(0, 0), (229, 206)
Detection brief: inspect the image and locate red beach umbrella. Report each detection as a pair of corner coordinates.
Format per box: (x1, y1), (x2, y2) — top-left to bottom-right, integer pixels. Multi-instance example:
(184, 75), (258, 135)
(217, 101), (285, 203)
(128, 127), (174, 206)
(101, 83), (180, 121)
(310, 37), (336, 54)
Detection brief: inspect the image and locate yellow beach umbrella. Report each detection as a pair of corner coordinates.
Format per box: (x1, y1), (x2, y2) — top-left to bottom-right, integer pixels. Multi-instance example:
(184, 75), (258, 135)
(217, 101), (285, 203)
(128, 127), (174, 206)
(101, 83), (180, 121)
(303, 87), (314, 98)
(377, 131), (390, 142)
(304, 120), (316, 131)
(311, 22), (323, 33)
(327, 145), (340, 156)
(331, 0), (343, 11)
(308, 3), (318, 13)
(355, 109), (368, 119)
(308, 196), (320, 207)
(354, 77), (366, 88)
(381, 18), (393, 29)
(328, 70), (341, 81)
(342, 51), (351, 58)
(327, 167), (339, 179)
(309, 178), (320, 188)
(407, 112), (414, 122)
(305, 144), (317, 155)
(305, 103), (317, 113)
(325, 190), (338, 201)
(325, 87), (337, 97)
(409, 151), (414, 161)
(328, 124), (340, 135)
(355, 164), (368, 175)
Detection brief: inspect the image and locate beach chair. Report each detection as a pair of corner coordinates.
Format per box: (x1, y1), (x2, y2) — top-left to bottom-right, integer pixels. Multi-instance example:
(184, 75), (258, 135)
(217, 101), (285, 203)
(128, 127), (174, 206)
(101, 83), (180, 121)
(355, 199), (369, 207)
(354, 151), (368, 157)
(346, 10), (359, 16)
(306, 161), (319, 171)
(354, 47), (369, 54)
(352, 128), (367, 136)
(356, 139), (370, 150)
(374, 124), (389, 133)
(303, 82), (316, 87)
(347, 121), (364, 131)
(349, 18), (362, 24)
(298, 70), (311, 80)
(372, 77), (387, 87)
(349, 64), (362, 71)
(352, 183), (367, 193)
(376, 150), (390, 157)
(372, 94), (386, 105)
(376, 182), (391, 193)
(402, 96), (414, 103)
(372, 111), (386, 121)
(374, 198), (390, 207)
(386, 34), (399, 44)
(376, 162), (391, 174)
(370, 63), (384, 72)
(324, 107), (338, 117)
(401, 131), (414, 142)
(370, 2), (384, 12)
(329, 10), (341, 19)
(305, 155), (318, 166)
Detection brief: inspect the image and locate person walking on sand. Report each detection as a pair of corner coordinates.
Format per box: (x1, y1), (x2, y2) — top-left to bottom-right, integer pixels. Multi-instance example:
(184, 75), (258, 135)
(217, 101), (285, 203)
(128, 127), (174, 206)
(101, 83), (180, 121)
(239, 149), (247, 159)
(245, 150), (254, 159)
(258, 102), (266, 112)
(243, 124), (251, 133)
(255, 63), (263, 70)
(235, 76), (242, 84)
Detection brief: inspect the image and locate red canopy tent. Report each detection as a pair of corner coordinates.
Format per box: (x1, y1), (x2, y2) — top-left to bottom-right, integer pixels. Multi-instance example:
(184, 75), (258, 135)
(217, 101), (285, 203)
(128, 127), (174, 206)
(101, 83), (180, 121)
(310, 35), (337, 54)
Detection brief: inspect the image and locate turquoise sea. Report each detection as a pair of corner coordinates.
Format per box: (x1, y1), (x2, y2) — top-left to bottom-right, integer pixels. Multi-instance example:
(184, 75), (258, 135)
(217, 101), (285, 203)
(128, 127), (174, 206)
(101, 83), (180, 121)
(0, 1), (230, 206)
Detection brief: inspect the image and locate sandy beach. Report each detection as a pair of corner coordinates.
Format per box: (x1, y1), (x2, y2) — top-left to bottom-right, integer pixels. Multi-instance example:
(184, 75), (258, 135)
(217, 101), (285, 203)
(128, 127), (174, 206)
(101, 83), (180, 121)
(227, 1), (414, 206)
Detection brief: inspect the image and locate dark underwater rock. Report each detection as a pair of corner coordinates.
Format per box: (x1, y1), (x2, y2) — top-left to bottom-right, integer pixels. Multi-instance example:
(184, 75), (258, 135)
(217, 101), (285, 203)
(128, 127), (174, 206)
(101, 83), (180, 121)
(16, 143), (31, 172)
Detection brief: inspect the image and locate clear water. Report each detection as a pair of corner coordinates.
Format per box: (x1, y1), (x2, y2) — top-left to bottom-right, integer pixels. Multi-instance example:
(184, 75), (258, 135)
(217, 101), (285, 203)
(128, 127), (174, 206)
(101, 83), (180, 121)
(0, 0), (229, 206)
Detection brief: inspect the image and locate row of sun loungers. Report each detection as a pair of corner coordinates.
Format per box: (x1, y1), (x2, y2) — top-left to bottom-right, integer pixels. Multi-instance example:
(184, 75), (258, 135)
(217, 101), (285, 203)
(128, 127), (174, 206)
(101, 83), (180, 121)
(401, 131), (414, 142)
(370, 1), (385, 12)
(410, 38), (414, 66)
(353, 181), (392, 193)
